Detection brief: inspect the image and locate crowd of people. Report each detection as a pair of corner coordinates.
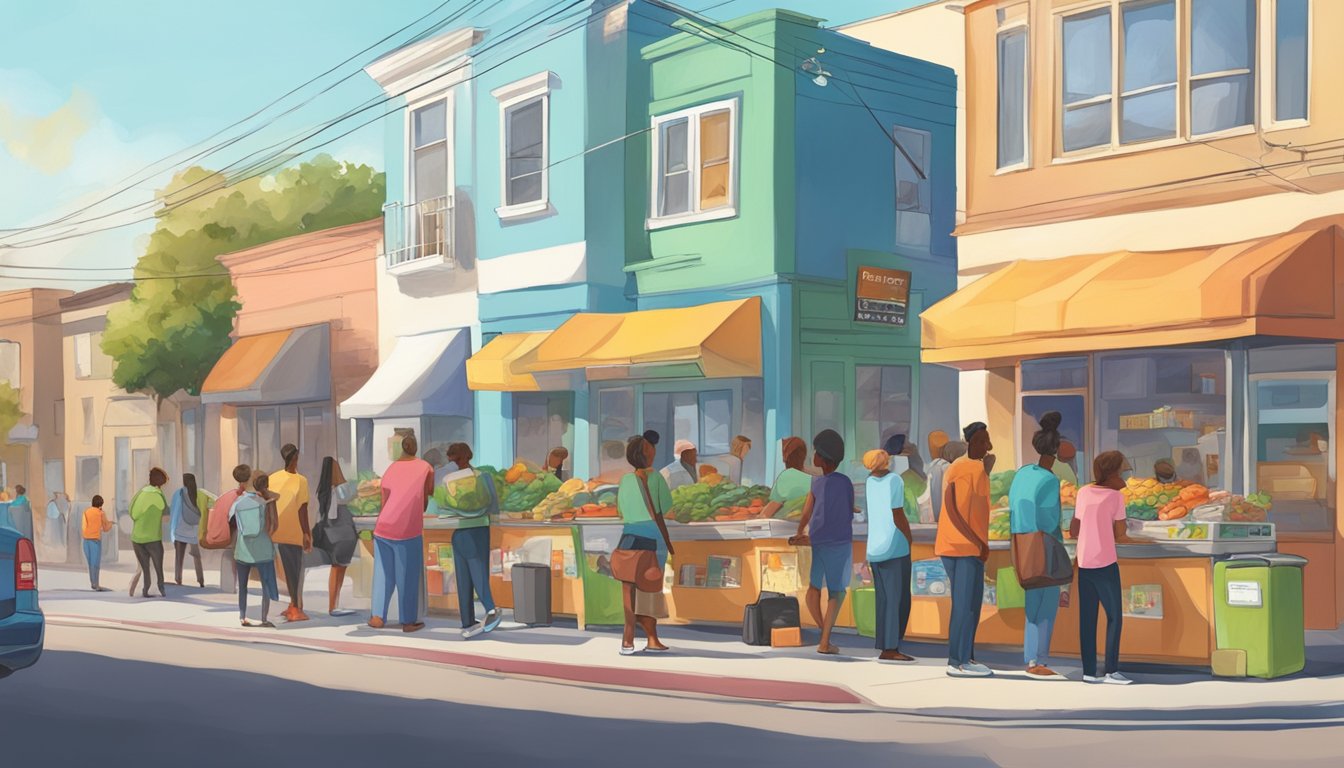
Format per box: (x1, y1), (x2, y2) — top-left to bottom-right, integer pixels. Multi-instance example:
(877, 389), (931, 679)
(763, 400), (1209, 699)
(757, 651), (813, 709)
(66, 417), (1132, 681)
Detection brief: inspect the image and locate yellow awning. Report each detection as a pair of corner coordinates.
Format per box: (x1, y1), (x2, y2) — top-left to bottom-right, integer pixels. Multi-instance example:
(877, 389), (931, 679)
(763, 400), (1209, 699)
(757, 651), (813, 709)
(526, 297), (762, 380)
(922, 225), (1344, 369)
(201, 325), (331, 404)
(465, 332), (548, 392)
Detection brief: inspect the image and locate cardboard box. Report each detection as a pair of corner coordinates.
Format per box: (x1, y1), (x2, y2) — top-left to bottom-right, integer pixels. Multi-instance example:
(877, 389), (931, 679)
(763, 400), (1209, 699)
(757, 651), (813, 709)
(1120, 413), (1154, 430)
(771, 627), (802, 648)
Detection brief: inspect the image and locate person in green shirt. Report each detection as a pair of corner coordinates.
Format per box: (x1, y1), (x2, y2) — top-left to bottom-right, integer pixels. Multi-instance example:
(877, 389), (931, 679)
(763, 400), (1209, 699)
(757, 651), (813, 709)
(129, 467), (169, 598)
(444, 442), (502, 638)
(761, 437), (812, 519)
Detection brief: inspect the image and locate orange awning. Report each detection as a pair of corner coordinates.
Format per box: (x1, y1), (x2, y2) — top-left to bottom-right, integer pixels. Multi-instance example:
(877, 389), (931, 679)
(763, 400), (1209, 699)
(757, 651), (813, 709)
(921, 225), (1344, 369)
(201, 325), (331, 404)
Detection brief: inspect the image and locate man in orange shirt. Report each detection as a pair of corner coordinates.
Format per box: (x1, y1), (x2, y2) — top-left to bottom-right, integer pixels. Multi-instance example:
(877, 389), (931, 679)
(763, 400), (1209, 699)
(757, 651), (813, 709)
(81, 495), (114, 592)
(271, 444), (313, 622)
(936, 422), (993, 678)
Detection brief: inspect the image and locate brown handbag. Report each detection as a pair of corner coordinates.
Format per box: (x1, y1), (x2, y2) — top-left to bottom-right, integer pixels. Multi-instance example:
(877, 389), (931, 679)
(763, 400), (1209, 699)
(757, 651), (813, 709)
(1011, 531), (1074, 589)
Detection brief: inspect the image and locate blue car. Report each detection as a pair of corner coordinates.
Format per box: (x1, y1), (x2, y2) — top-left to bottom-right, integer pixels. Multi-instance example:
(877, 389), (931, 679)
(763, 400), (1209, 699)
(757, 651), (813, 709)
(0, 525), (43, 677)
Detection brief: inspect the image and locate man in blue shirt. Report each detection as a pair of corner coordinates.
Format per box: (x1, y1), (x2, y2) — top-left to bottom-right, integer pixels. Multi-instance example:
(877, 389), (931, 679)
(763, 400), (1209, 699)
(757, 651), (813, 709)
(790, 429), (856, 656)
(1009, 412), (1068, 679)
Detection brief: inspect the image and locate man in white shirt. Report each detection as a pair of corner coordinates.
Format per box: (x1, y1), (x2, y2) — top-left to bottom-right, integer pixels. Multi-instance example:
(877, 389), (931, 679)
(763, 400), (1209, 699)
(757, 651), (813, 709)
(660, 440), (699, 490)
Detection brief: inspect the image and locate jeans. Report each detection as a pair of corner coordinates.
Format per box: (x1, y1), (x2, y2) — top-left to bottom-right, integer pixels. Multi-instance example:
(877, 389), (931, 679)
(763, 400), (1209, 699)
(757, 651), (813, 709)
(1078, 563), (1123, 677)
(871, 556), (912, 652)
(372, 535), (423, 625)
(1024, 586), (1060, 667)
(175, 541), (204, 585)
(83, 539), (102, 587)
(452, 527), (495, 628)
(941, 555), (985, 667)
(236, 560), (279, 620)
(132, 541), (166, 595)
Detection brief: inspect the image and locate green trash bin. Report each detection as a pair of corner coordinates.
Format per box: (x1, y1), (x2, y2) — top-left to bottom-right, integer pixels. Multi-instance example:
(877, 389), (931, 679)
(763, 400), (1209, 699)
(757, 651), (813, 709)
(852, 587), (876, 638)
(1213, 553), (1308, 679)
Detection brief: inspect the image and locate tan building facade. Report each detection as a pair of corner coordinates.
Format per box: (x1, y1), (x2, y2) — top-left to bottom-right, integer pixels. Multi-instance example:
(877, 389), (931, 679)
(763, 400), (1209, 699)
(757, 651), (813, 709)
(924, 0), (1344, 631)
(0, 288), (71, 534)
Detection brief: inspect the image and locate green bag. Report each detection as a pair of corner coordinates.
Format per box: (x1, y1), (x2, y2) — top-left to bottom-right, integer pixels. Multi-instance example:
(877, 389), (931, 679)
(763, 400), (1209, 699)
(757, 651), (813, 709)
(996, 566), (1026, 610)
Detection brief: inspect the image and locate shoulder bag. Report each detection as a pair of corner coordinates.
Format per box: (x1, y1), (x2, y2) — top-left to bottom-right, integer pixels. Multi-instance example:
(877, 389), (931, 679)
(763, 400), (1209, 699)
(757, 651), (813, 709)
(1011, 530), (1074, 589)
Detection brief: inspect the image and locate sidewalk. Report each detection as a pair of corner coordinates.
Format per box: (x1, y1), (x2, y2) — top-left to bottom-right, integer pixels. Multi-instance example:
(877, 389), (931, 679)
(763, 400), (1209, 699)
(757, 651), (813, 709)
(37, 558), (1344, 721)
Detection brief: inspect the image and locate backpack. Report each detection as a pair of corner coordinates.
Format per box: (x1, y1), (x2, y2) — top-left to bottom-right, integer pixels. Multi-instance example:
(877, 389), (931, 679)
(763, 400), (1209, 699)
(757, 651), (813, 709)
(201, 490), (237, 550)
(237, 499), (264, 538)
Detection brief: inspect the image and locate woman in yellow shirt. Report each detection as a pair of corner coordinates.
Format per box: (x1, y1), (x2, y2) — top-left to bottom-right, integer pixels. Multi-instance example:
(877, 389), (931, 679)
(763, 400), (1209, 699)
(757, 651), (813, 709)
(82, 495), (114, 592)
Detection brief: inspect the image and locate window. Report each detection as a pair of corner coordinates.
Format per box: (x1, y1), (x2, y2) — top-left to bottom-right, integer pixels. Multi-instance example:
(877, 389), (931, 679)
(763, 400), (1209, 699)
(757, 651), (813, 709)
(513, 393), (573, 469)
(1061, 8), (1113, 152)
(856, 365), (913, 454)
(410, 99), (450, 259)
(76, 457), (100, 505)
(0, 340), (19, 386)
(597, 388), (636, 478)
(997, 26), (1029, 169)
(74, 331), (113, 380)
(492, 72), (556, 219)
(1273, 0), (1309, 123)
(698, 390), (733, 456)
(894, 126), (932, 248)
(1120, 0), (1177, 143)
(1189, 0), (1255, 135)
(650, 99), (737, 227)
(81, 397), (94, 446)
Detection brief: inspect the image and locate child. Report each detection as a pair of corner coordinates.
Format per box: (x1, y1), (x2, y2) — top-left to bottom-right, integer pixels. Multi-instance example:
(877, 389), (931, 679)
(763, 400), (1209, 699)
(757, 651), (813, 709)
(229, 473), (281, 628)
(789, 429), (857, 655)
(82, 495), (114, 592)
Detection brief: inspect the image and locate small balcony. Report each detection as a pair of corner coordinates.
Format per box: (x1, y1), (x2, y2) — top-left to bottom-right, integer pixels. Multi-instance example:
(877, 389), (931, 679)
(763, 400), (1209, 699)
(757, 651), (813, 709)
(382, 196), (455, 277)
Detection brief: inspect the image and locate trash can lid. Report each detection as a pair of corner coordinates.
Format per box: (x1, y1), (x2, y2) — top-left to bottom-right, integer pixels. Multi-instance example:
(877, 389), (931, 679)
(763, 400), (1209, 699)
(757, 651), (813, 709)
(1224, 553), (1309, 569)
(511, 562), (551, 571)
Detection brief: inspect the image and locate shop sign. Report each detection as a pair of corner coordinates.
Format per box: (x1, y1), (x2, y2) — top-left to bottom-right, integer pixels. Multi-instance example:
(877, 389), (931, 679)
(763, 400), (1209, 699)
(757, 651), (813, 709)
(854, 266), (912, 326)
(1227, 580), (1263, 608)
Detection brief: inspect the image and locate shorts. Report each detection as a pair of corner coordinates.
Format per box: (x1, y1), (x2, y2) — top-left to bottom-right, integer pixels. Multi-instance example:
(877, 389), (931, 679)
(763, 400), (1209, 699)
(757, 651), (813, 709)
(809, 543), (852, 594)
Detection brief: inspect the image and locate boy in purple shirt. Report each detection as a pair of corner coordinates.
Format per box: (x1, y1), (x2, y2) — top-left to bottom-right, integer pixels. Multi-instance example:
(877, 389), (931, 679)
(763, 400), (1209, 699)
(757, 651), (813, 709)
(790, 429), (856, 655)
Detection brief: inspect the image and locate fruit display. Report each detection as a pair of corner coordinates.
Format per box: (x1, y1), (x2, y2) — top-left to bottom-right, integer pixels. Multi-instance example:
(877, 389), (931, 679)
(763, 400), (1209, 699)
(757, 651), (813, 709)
(1188, 490), (1271, 523)
(989, 471), (1016, 504)
(775, 495), (806, 521)
(499, 461), (562, 513)
(526, 479), (619, 521)
(989, 508), (1010, 541)
(1060, 481), (1077, 507)
(350, 471), (382, 517)
(1157, 484), (1210, 521)
(668, 479), (772, 523)
(1122, 477), (1188, 521)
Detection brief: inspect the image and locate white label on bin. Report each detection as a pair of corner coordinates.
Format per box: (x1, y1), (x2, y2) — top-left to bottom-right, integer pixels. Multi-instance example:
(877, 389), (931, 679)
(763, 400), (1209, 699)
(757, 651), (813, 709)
(1227, 580), (1262, 608)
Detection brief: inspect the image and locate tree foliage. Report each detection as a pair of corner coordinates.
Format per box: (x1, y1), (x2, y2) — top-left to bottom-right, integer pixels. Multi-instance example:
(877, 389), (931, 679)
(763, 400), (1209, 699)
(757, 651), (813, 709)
(0, 383), (22, 445)
(102, 154), (385, 400)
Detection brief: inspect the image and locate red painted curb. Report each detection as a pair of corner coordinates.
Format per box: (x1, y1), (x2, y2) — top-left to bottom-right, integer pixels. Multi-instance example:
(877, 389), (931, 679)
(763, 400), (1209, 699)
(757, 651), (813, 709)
(47, 614), (865, 705)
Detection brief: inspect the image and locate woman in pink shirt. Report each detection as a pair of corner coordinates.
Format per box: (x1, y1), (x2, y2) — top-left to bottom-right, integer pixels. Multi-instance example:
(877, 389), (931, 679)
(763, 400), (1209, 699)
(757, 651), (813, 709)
(1068, 451), (1133, 685)
(368, 435), (433, 633)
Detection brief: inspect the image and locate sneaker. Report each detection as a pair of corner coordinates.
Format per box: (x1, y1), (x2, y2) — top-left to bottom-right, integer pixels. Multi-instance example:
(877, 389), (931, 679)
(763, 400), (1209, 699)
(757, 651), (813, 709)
(1103, 672), (1133, 685)
(1026, 665), (1063, 679)
(483, 609), (503, 634)
(1083, 674), (1104, 683)
(946, 664), (992, 678)
(964, 662), (994, 677)
(462, 622), (486, 639)
(619, 645), (639, 656)
(329, 608), (357, 618)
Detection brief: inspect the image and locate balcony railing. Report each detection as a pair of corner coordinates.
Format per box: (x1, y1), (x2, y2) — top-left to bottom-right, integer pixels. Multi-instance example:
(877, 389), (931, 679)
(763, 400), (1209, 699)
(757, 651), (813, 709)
(383, 196), (454, 272)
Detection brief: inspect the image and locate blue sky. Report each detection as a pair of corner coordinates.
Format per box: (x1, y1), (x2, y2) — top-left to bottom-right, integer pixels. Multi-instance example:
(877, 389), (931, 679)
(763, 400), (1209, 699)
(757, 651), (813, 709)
(0, 0), (926, 288)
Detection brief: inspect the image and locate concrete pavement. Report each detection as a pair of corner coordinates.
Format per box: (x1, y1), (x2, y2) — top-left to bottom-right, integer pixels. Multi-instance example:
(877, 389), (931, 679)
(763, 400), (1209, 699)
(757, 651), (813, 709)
(35, 555), (1344, 721)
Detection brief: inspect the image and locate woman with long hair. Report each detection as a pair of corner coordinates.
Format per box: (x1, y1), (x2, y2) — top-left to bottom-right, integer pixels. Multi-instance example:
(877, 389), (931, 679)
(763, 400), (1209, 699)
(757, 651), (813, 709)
(617, 435), (675, 655)
(169, 473), (206, 588)
(314, 457), (360, 616)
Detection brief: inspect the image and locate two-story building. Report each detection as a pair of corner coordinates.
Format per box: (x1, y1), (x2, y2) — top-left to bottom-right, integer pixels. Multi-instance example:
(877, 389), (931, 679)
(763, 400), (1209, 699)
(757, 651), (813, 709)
(923, 0), (1344, 638)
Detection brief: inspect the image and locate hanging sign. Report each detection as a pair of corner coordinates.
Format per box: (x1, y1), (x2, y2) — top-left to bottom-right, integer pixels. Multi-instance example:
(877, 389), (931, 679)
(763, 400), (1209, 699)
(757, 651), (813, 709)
(854, 266), (912, 326)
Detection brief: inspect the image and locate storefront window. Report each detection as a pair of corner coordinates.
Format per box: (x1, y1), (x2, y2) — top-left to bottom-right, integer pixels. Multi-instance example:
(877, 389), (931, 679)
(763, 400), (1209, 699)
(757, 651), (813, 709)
(1249, 344), (1335, 533)
(699, 390), (732, 455)
(513, 393), (573, 469)
(1021, 357), (1089, 481)
(856, 365), (912, 453)
(810, 361), (845, 439)
(1022, 357), (1087, 391)
(1095, 350), (1228, 489)
(597, 387), (636, 478)
(422, 416), (474, 458)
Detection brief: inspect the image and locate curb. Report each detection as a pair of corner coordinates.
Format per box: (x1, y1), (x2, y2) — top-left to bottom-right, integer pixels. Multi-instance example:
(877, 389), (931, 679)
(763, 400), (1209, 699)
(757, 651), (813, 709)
(45, 614), (867, 706)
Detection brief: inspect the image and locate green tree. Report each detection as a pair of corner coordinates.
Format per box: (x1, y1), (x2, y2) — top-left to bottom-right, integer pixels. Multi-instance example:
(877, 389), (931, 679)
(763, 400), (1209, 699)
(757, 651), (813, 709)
(102, 154), (385, 401)
(0, 383), (22, 444)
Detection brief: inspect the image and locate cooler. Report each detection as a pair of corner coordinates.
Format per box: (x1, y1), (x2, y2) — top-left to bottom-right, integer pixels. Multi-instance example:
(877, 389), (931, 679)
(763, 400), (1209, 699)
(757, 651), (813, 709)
(1213, 553), (1307, 679)
(511, 563), (552, 626)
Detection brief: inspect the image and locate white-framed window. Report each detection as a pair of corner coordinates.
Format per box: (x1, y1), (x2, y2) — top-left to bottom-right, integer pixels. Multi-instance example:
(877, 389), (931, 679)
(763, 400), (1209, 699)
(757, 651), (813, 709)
(492, 71), (557, 220)
(1120, 0), (1178, 144)
(407, 96), (451, 258)
(894, 126), (932, 249)
(1188, 0), (1256, 136)
(1270, 0), (1309, 124)
(997, 24), (1029, 170)
(649, 98), (738, 229)
(74, 331), (112, 380)
(1059, 6), (1114, 153)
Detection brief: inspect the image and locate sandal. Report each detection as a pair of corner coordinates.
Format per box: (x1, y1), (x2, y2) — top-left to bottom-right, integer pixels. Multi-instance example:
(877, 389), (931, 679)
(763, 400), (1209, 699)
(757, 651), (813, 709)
(817, 644), (840, 655)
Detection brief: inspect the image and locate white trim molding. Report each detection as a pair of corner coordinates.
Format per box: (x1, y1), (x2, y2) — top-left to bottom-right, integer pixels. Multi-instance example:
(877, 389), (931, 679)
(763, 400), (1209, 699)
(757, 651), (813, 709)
(365, 27), (484, 98)
(493, 71), (560, 220)
(478, 241), (587, 295)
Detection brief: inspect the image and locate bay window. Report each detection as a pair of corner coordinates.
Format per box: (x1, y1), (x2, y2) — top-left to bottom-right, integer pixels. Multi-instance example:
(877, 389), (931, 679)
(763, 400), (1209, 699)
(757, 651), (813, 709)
(1189, 0), (1255, 136)
(650, 98), (737, 227)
